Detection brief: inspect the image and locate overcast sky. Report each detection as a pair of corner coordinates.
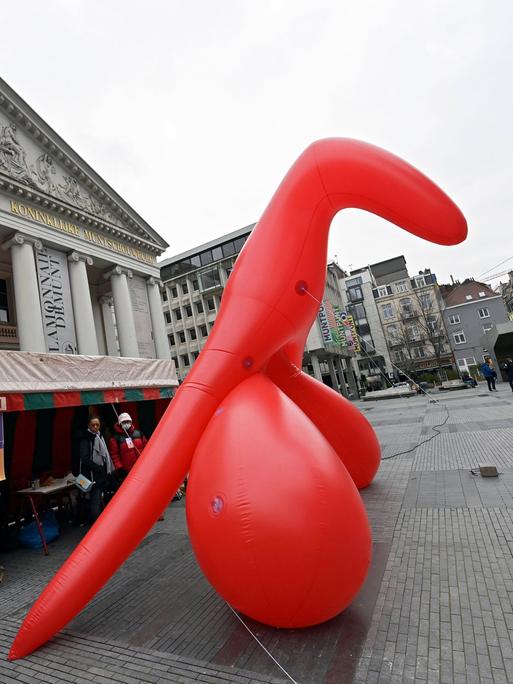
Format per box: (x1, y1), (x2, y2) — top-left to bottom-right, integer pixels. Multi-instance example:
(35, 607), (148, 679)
(1, 1), (512, 287)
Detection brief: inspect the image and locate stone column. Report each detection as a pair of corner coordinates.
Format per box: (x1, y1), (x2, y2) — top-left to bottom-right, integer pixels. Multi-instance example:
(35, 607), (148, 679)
(2, 233), (46, 352)
(335, 357), (349, 398)
(346, 358), (360, 399)
(310, 352), (323, 382)
(146, 277), (170, 359)
(68, 252), (99, 356)
(92, 298), (107, 355)
(100, 296), (119, 356)
(327, 355), (340, 394)
(105, 266), (139, 358)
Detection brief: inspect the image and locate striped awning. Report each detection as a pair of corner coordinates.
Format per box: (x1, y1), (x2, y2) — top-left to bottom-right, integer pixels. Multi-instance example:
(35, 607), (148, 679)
(1, 386), (174, 413)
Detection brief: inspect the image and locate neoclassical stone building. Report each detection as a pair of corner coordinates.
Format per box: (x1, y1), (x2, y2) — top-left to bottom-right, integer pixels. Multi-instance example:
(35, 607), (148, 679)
(0, 77), (169, 359)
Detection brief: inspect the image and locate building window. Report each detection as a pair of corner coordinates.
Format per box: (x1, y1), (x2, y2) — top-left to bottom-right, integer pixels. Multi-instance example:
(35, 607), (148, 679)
(465, 294), (472, 300)
(199, 266), (222, 292)
(207, 297), (216, 311)
(234, 236), (247, 253)
(466, 356), (476, 366)
(212, 246), (223, 261)
(400, 298), (414, 317)
(457, 358), (467, 368)
(448, 314), (460, 325)
(200, 324), (208, 337)
(382, 303), (394, 320)
(478, 291), (486, 298)
(189, 328), (197, 341)
(377, 286), (388, 298)
(0, 279), (10, 322)
(196, 301), (204, 314)
(171, 357), (178, 368)
(168, 333), (175, 346)
(414, 276), (426, 288)
(185, 304), (193, 317)
(453, 331), (466, 344)
(348, 285), (363, 302)
(162, 289), (168, 302)
(395, 281), (407, 293)
(164, 311), (171, 324)
(171, 286), (178, 299)
(222, 241), (236, 257)
(478, 307), (490, 318)
(387, 324), (399, 344)
(200, 250), (214, 266)
(413, 346), (426, 359)
(178, 331), (186, 344)
(419, 293), (432, 310)
(482, 324), (493, 333)
(192, 279), (199, 291)
(174, 308), (182, 321)
(181, 282), (188, 295)
(407, 323), (421, 341)
(181, 354), (190, 367)
(192, 351), (199, 360)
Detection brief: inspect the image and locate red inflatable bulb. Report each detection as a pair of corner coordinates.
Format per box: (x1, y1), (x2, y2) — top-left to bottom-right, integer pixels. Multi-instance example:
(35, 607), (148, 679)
(186, 373), (372, 628)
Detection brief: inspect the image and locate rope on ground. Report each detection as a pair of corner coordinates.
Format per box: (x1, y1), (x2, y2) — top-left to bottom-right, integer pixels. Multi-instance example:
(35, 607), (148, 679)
(225, 603), (300, 684)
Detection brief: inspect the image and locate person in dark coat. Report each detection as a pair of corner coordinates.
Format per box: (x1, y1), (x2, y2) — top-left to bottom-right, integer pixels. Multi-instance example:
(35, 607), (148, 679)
(503, 358), (513, 392)
(480, 358), (497, 392)
(108, 412), (147, 477)
(79, 415), (115, 521)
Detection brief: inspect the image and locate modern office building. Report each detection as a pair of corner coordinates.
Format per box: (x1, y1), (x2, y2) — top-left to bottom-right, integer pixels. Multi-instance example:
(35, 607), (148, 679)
(159, 228), (359, 396)
(0, 77), (170, 360)
(440, 279), (510, 376)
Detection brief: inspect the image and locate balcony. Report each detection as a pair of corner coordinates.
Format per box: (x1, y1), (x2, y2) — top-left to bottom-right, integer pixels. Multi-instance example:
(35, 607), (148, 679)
(0, 323), (19, 347)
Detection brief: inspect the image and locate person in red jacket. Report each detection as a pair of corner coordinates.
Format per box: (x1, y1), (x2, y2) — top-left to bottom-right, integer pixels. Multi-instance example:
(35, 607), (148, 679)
(108, 412), (147, 478)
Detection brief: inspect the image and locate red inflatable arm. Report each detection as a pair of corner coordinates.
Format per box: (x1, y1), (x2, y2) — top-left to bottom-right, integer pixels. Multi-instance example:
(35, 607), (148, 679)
(10, 139), (466, 659)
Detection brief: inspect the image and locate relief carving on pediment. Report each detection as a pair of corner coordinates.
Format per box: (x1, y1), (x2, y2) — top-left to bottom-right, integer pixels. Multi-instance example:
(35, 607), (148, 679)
(0, 118), (122, 227)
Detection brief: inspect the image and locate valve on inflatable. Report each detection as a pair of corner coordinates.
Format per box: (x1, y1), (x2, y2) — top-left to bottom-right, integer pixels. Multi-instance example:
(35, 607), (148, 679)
(9, 138), (467, 659)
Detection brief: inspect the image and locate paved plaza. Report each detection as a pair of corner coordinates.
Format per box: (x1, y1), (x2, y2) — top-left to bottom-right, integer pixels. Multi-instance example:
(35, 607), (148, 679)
(1, 383), (513, 683)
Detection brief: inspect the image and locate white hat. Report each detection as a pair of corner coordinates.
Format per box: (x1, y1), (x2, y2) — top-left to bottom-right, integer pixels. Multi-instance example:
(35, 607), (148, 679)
(118, 412), (132, 423)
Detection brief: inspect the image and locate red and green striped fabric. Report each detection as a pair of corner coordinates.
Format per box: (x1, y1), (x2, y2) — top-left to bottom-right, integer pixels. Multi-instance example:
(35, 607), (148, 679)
(3, 387), (174, 412)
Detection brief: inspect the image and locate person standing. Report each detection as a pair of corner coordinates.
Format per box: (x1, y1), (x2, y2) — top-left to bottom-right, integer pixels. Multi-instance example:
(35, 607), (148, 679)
(503, 358), (513, 392)
(108, 412), (147, 479)
(79, 415), (115, 522)
(481, 358), (497, 392)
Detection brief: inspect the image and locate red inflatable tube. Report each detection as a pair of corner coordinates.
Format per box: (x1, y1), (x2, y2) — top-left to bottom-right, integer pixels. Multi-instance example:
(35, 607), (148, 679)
(9, 138), (466, 659)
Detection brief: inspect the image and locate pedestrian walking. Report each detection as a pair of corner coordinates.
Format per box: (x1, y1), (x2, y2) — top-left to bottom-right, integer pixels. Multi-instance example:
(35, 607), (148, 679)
(481, 358), (497, 392)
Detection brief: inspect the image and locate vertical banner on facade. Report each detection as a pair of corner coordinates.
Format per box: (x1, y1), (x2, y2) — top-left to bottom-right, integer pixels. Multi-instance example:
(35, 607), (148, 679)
(333, 304), (348, 349)
(347, 315), (361, 352)
(36, 248), (78, 353)
(318, 299), (349, 347)
(128, 275), (156, 359)
(335, 309), (360, 353)
(0, 412), (5, 481)
(318, 301), (333, 345)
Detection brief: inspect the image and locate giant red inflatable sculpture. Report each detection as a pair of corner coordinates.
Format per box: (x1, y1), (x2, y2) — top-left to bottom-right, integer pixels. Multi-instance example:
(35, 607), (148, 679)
(9, 139), (467, 659)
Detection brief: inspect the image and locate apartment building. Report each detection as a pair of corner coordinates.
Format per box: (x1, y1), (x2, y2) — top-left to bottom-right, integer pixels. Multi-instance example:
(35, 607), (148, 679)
(339, 266), (394, 388)
(440, 279), (510, 375)
(370, 257), (454, 380)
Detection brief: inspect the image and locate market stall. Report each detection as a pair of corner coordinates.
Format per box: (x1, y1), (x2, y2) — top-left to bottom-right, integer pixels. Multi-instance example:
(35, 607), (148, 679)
(0, 350), (178, 536)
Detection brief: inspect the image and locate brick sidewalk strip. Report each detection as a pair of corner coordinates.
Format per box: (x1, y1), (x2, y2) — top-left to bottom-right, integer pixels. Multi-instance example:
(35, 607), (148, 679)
(2, 382), (513, 682)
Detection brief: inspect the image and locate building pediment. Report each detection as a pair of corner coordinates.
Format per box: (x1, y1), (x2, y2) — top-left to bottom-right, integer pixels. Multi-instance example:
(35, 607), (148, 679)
(0, 77), (168, 256)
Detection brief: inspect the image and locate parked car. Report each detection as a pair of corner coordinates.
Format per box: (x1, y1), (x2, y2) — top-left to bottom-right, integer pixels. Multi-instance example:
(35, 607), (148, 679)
(393, 382), (411, 390)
